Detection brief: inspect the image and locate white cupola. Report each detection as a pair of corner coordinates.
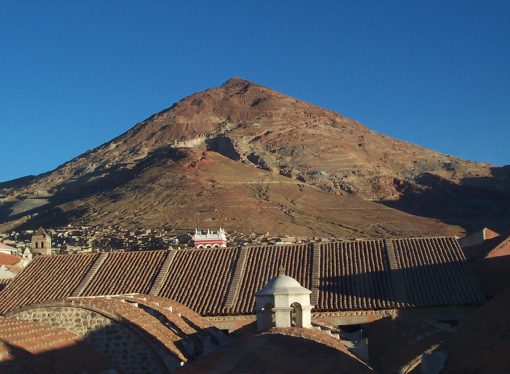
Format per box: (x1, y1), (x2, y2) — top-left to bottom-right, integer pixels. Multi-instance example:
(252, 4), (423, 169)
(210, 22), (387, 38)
(254, 267), (313, 332)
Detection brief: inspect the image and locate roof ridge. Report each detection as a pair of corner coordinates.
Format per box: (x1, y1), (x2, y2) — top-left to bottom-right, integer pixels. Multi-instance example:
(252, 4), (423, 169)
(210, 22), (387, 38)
(71, 253), (108, 297)
(223, 246), (249, 309)
(149, 251), (177, 296)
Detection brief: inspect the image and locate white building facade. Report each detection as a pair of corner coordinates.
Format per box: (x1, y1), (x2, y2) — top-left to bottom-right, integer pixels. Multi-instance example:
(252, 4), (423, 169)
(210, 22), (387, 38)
(192, 228), (227, 248)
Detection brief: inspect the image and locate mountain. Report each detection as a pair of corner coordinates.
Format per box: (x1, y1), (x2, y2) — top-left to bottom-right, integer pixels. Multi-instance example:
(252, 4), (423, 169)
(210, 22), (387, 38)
(1, 78), (508, 237)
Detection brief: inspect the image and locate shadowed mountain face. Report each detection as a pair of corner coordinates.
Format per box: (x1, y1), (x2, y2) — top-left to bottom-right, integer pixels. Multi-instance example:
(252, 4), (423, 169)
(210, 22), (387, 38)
(0, 78), (508, 236)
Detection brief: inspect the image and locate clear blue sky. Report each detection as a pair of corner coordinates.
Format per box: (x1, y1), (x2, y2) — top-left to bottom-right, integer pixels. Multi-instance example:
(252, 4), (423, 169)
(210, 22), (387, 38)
(1, 1), (509, 182)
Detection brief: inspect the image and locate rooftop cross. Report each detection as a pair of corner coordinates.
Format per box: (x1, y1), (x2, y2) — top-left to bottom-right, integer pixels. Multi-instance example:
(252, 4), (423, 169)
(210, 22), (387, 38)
(278, 265), (286, 276)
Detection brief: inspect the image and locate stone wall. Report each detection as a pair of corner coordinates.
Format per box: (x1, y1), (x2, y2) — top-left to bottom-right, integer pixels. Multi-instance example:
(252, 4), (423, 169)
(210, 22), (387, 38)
(208, 315), (255, 333)
(13, 306), (175, 374)
(315, 312), (387, 327)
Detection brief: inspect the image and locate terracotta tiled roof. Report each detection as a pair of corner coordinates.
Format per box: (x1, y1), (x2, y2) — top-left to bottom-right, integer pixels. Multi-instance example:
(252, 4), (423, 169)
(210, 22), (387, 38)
(62, 296), (188, 363)
(82, 250), (167, 296)
(368, 313), (452, 373)
(428, 256), (508, 371)
(484, 233), (510, 259)
(7, 294), (230, 369)
(263, 327), (370, 367)
(130, 294), (213, 330)
(0, 238), (484, 316)
(6, 266), (22, 275)
(158, 247), (239, 315)
(463, 231), (510, 264)
(0, 253), (98, 314)
(122, 295), (200, 338)
(435, 275), (510, 373)
(0, 317), (115, 373)
(178, 327), (374, 374)
(470, 233), (510, 300)
(232, 244), (313, 315)
(318, 240), (395, 311)
(0, 253), (21, 266)
(392, 237), (484, 306)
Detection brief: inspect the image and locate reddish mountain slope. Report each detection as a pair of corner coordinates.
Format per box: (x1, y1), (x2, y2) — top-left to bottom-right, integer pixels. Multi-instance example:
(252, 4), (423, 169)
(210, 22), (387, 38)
(0, 78), (508, 235)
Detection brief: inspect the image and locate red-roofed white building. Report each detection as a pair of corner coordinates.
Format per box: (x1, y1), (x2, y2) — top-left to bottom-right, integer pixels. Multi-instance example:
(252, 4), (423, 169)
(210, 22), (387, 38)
(0, 248), (32, 290)
(0, 242), (17, 256)
(193, 228), (227, 248)
(0, 253), (22, 284)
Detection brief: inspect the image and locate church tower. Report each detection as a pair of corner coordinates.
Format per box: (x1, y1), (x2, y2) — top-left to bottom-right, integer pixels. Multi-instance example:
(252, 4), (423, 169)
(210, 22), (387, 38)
(31, 227), (52, 256)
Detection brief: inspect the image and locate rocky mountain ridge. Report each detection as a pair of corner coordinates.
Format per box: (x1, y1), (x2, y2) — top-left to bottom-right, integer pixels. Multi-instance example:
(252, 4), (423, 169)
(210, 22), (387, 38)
(1, 78), (508, 236)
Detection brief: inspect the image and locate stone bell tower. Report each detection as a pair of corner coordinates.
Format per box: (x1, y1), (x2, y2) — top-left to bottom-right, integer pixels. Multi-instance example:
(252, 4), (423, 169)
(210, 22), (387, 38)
(31, 227), (52, 256)
(254, 267), (313, 332)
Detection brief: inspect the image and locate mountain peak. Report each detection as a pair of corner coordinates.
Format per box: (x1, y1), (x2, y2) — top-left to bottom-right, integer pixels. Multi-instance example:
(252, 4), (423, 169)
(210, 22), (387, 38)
(1, 78), (505, 237)
(220, 77), (254, 89)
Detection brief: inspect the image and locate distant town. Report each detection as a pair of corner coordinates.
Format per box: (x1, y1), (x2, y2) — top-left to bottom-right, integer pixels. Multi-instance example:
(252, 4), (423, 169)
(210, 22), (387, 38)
(0, 224), (337, 290)
(0, 224), (331, 255)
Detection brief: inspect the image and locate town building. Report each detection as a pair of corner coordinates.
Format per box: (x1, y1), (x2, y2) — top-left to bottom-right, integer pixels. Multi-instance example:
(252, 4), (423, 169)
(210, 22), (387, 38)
(0, 242), (18, 256)
(193, 228), (227, 248)
(30, 227), (52, 256)
(459, 227), (509, 263)
(0, 254), (22, 288)
(19, 248), (33, 268)
(458, 227), (500, 249)
(0, 249), (32, 292)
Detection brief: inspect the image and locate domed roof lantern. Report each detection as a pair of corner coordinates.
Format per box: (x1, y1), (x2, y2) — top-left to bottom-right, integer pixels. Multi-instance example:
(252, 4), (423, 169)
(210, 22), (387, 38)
(255, 269), (312, 297)
(254, 266), (314, 332)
